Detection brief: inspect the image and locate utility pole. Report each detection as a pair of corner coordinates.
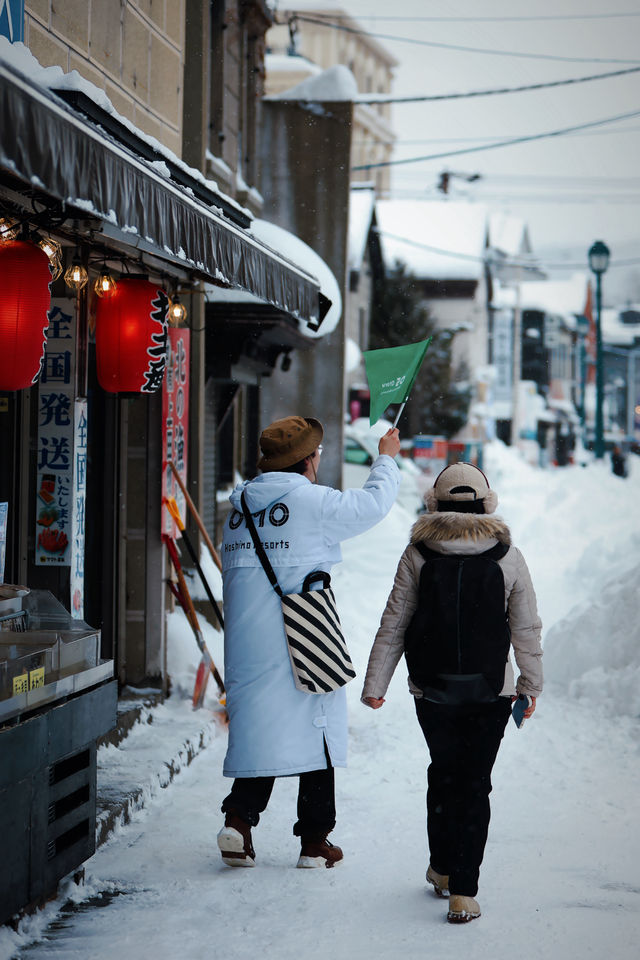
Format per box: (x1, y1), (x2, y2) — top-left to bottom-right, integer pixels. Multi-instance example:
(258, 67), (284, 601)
(437, 170), (481, 195)
(510, 268), (522, 449)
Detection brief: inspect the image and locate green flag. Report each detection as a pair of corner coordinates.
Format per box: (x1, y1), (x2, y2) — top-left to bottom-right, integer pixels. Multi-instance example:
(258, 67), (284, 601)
(363, 338), (432, 426)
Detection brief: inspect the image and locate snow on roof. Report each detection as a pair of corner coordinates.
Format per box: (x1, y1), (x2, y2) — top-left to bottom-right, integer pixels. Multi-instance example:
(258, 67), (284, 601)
(266, 63), (358, 101)
(518, 273), (589, 315)
(266, 52), (322, 75)
(204, 218), (341, 340)
(602, 308), (640, 346)
(489, 212), (531, 257)
(375, 200), (489, 280)
(348, 186), (375, 272)
(0, 37), (250, 221)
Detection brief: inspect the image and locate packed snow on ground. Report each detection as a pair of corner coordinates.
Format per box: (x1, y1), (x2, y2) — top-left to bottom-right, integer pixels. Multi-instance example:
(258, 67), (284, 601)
(3, 442), (640, 960)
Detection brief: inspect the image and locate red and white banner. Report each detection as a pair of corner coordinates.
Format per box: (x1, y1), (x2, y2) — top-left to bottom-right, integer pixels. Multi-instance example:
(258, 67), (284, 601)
(162, 327), (190, 538)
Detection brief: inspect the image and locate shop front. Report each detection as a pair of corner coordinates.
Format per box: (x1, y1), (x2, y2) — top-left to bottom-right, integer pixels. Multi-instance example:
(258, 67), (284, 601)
(0, 57), (326, 919)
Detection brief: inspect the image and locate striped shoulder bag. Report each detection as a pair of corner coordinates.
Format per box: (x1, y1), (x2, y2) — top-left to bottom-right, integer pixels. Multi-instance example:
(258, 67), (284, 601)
(240, 492), (355, 694)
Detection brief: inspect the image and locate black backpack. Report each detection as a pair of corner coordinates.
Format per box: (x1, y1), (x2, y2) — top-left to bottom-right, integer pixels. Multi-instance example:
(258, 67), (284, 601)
(404, 540), (511, 704)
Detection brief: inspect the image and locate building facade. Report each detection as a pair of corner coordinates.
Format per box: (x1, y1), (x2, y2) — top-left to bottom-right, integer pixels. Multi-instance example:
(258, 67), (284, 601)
(0, 0), (329, 693)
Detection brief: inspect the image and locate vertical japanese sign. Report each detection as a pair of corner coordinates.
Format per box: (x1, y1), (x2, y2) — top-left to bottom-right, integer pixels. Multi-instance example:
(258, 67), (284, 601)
(162, 327), (190, 537)
(492, 309), (513, 408)
(35, 302), (75, 567)
(71, 398), (87, 618)
(0, 501), (7, 583)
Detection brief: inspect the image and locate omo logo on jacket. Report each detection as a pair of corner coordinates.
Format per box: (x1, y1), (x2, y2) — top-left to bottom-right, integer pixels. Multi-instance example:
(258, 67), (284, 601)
(229, 502), (289, 530)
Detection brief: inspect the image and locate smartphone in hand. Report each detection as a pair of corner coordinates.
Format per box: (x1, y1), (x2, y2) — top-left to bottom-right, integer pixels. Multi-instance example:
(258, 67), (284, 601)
(512, 694), (532, 728)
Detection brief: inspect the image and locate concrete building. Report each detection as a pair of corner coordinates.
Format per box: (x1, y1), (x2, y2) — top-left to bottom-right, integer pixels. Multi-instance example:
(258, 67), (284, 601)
(265, 5), (397, 196)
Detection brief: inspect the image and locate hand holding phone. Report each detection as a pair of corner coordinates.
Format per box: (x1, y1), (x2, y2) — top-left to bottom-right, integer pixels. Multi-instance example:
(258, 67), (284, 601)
(511, 694), (533, 728)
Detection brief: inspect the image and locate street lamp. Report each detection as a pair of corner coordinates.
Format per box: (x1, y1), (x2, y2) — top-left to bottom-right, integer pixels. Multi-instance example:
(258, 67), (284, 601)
(588, 240), (610, 458)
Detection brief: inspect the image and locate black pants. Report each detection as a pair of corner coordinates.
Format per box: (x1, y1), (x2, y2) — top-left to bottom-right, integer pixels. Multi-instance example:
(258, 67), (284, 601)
(221, 753), (335, 839)
(415, 697), (511, 897)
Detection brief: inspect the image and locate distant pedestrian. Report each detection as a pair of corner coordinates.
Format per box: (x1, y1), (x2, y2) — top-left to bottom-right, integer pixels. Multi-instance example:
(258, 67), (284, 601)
(362, 462), (543, 923)
(611, 444), (627, 478)
(217, 415), (401, 869)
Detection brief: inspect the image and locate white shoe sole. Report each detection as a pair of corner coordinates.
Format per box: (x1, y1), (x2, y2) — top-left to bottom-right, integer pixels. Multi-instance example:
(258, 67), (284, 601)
(296, 857), (341, 870)
(447, 909), (481, 923)
(217, 826), (255, 868)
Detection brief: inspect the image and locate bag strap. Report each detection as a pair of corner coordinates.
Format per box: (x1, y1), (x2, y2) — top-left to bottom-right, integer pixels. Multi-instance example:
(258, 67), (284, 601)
(415, 540), (510, 562)
(240, 491), (283, 597)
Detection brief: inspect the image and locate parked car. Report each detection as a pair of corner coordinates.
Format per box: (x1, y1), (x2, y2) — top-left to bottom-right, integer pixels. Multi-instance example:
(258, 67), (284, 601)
(343, 419), (426, 515)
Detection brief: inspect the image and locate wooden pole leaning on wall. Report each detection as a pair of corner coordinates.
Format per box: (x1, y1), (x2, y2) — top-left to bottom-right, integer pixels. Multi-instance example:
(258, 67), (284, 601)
(168, 460), (222, 573)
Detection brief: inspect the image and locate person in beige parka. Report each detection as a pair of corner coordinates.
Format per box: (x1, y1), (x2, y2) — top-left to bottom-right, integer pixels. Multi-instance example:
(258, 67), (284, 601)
(361, 461), (543, 924)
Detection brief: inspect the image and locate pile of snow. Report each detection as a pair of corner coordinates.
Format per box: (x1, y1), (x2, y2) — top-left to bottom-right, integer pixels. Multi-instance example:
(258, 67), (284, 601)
(483, 441), (640, 717)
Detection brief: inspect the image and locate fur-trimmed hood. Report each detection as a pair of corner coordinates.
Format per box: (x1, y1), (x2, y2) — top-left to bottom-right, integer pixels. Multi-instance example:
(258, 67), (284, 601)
(410, 511), (512, 545)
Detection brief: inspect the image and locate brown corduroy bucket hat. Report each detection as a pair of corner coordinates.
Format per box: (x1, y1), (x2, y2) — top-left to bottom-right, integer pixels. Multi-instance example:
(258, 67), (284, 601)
(257, 416), (324, 471)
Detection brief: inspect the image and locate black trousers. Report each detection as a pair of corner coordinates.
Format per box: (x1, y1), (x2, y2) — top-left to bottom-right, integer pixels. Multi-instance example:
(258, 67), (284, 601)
(415, 696), (512, 897)
(221, 750), (335, 839)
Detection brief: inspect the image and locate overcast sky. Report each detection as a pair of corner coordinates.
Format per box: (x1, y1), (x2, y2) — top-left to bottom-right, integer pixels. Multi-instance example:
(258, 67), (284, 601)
(275, 0), (640, 300)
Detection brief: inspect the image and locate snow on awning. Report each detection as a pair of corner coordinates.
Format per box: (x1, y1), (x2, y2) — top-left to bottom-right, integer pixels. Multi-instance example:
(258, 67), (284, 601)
(0, 62), (321, 326)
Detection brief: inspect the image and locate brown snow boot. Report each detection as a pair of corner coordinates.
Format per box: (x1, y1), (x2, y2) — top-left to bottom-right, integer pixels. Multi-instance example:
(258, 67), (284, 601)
(297, 836), (344, 869)
(217, 812), (256, 868)
(447, 895), (481, 923)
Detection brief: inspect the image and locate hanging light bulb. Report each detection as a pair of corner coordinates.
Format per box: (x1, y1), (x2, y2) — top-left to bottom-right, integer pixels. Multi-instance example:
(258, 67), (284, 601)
(168, 294), (187, 326)
(38, 235), (62, 261)
(64, 256), (89, 291)
(0, 217), (19, 242)
(94, 267), (118, 299)
(37, 235), (63, 280)
(48, 255), (64, 281)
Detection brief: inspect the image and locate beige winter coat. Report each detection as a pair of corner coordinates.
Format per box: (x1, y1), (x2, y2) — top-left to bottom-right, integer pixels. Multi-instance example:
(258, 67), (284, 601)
(361, 511), (543, 702)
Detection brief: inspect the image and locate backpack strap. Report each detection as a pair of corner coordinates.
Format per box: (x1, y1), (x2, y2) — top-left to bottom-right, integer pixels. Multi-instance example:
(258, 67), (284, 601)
(414, 540), (510, 562)
(480, 541), (510, 561)
(414, 542), (440, 561)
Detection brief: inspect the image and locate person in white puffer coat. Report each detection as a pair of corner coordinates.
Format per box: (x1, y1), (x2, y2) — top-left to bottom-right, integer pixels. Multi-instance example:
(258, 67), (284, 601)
(217, 415), (401, 870)
(362, 461), (543, 923)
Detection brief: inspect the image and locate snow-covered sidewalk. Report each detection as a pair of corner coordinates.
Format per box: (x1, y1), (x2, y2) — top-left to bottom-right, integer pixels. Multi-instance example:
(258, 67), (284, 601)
(2, 443), (640, 959)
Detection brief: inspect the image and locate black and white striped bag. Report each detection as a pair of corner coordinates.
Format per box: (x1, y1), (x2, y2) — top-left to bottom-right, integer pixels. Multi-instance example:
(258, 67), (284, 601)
(281, 572), (355, 693)
(241, 493), (356, 694)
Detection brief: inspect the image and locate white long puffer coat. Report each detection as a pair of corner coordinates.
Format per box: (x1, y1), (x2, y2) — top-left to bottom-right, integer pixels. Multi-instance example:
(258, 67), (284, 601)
(222, 455), (400, 778)
(362, 511), (543, 702)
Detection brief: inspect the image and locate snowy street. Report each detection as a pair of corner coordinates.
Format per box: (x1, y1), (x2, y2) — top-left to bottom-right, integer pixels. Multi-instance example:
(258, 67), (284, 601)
(3, 443), (640, 959)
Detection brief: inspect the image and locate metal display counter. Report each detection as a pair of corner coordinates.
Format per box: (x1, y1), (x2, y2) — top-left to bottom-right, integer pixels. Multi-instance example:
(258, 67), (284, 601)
(0, 588), (116, 925)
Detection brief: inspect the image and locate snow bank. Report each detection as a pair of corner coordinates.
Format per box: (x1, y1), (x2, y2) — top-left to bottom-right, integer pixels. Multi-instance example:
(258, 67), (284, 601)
(484, 441), (640, 717)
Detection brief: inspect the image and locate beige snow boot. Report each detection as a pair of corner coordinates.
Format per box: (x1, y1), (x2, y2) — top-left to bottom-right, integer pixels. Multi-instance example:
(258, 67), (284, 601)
(447, 894), (481, 923)
(426, 865), (449, 898)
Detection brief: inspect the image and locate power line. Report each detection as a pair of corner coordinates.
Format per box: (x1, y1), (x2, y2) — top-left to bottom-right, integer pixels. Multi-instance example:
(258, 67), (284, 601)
(361, 126), (640, 146)
(376, 229), (640, 270)
(396, 173), (640, 186)
(288, 14), (640, 66)
(295, 12), (640, 24)
(384, 190), (640, 204)
(354, 127), (640, 147)
(356, 65), (640, 105)
(352, 107), (640, 171)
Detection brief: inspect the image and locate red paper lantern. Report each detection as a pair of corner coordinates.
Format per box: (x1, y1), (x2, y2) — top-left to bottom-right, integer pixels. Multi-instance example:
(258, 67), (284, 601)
(95, 277), (169, 393)
(0, 240), (51, 390)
